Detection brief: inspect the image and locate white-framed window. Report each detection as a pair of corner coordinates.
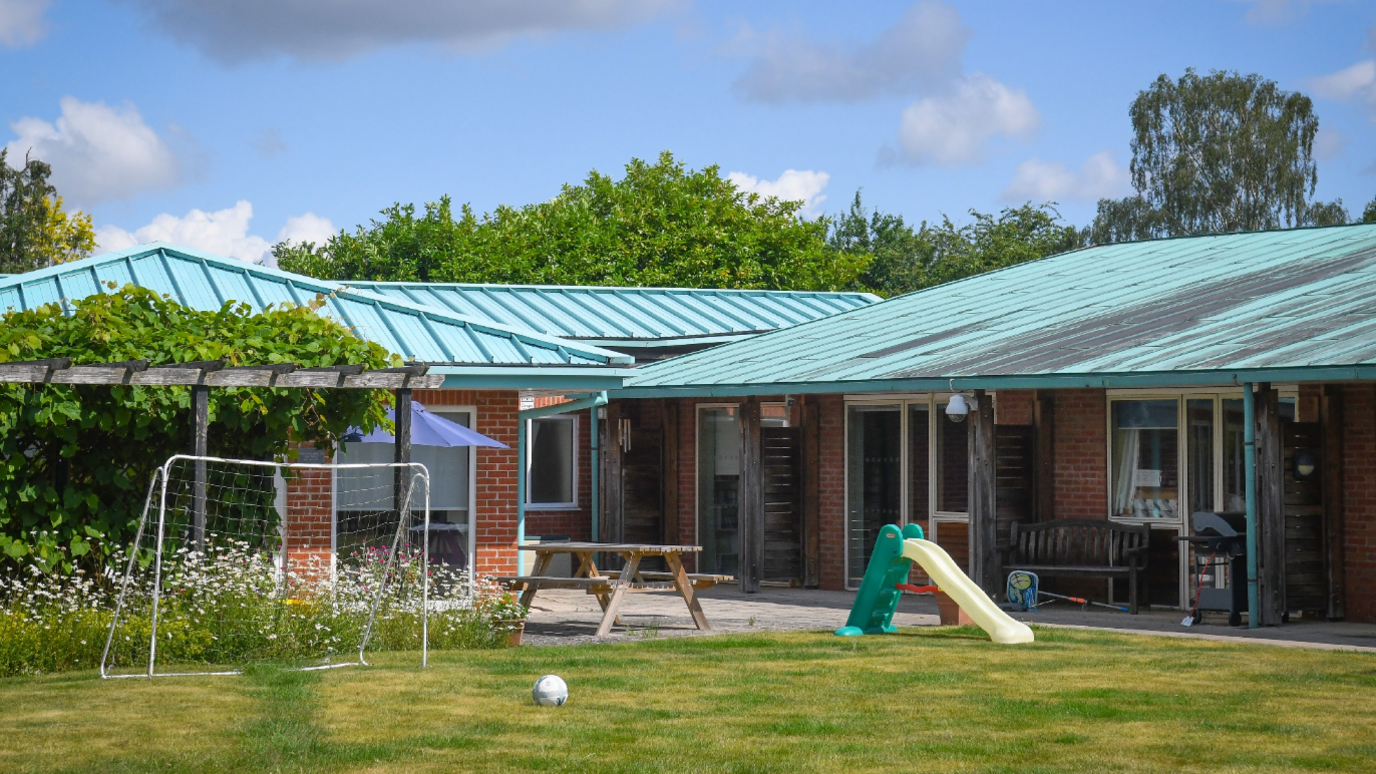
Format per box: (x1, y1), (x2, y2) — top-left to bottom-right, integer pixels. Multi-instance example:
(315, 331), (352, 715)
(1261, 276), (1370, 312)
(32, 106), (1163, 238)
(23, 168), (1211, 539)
(526, 415), (577, 509)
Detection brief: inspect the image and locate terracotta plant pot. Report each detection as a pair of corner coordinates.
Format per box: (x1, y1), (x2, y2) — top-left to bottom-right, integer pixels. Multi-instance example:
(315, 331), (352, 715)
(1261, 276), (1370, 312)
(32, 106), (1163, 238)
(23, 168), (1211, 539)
(934, 591), (975, 627)
(502, 620), (525, 647)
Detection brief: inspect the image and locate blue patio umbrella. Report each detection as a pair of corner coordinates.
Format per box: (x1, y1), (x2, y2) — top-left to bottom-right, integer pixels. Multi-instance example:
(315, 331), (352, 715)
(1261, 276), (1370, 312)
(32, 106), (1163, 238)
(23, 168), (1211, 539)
(342, 401), (508, 448)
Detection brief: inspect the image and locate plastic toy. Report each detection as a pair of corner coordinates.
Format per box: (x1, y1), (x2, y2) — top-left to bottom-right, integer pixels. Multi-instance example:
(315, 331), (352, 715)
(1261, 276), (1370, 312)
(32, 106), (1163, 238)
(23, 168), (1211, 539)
(835, 523), (1034, 645)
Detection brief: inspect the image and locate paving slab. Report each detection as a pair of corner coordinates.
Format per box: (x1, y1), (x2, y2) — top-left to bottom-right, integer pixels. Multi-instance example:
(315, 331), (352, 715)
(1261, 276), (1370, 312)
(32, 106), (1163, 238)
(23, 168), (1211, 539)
(521, 586), (1376, 653)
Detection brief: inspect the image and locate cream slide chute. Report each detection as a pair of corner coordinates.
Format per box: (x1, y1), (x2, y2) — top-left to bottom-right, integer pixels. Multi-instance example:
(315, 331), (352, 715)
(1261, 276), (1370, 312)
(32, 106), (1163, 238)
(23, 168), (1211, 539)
(901, 538), (1034, 645)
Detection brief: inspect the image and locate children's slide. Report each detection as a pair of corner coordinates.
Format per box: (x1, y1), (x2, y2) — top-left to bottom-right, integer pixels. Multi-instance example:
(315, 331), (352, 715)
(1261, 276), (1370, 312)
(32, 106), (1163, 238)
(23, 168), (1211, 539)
(835, 523), (1034, 645)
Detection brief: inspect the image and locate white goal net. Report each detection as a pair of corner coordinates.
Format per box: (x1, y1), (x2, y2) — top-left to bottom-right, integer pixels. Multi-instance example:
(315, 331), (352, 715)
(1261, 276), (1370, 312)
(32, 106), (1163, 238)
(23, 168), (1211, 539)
(101, 454), (458, 678)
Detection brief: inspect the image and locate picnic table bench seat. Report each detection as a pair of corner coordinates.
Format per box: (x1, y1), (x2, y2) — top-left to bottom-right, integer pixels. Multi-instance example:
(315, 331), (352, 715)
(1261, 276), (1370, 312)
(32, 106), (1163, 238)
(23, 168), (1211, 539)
(1002, 518), (1150, 614)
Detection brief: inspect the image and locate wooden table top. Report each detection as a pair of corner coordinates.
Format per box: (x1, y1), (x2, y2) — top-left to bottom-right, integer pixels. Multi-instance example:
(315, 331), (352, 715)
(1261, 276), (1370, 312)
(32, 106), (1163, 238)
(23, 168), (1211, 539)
(516, 542), (702, 554)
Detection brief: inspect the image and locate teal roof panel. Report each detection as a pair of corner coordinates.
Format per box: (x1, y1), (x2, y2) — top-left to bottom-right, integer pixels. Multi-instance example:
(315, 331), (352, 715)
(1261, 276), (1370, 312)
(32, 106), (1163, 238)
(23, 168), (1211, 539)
(340, 281), (880, 344)
(624, 223), (1376, 393)
(0, 243), (635, 372)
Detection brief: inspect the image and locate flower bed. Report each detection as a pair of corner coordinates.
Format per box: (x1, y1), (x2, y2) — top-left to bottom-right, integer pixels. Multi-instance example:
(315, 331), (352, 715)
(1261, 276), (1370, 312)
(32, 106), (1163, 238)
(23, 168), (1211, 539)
(0, 532), (527, 676)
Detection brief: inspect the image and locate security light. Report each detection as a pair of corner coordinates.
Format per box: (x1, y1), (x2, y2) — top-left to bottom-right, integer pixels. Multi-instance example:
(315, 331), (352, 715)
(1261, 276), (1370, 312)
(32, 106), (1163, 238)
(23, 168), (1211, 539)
(946, 393), (969, 422)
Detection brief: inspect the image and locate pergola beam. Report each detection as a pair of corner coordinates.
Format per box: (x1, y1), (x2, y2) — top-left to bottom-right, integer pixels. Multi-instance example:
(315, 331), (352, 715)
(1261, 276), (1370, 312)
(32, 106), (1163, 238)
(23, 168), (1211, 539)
(0, 358), (441, 389)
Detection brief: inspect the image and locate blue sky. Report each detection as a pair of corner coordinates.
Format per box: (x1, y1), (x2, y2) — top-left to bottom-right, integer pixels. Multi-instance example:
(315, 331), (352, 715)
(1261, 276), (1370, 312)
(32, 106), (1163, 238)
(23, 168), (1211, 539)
(2, 0), (1374, 263)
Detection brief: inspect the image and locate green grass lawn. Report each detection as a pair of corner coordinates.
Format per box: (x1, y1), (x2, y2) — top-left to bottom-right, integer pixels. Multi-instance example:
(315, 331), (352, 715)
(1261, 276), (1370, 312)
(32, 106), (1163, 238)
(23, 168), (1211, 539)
(2, 627), (1375, 774)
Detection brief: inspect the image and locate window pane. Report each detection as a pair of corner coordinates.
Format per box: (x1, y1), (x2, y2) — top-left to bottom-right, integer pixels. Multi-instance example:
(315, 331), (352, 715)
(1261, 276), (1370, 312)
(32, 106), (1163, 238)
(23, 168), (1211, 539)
(847, 404), (901, 585)
(419, 410), (469, 517)
(908, 403), (930, 524)
(936, 407), (968, 513)
(528, 417), (574, 504)
(1222, 399), (1246, 512)
(698, 407), (740, 575)
(1111, 399), (1180, 519)
(1186, 399), (1214, 515)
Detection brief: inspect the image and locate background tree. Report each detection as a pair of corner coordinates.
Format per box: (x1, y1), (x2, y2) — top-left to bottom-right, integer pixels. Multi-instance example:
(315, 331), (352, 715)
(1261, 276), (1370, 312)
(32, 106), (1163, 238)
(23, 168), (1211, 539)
(1364, 192), (1376, 224)
(1089, 69), (1348, 241)
(0, 150), (95, 273)
(830, 193), (1081, 297)
(277, 151), (867, 291)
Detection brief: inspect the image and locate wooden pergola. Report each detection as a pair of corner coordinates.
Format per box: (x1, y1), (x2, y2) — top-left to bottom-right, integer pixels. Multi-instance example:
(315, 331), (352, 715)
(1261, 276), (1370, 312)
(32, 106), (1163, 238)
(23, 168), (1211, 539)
(0, 357), (443, 541)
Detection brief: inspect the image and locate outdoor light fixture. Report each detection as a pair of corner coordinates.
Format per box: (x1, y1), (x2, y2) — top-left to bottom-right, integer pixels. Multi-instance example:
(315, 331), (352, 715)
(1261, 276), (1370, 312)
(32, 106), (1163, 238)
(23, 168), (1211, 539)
(946, 393), (969, 423)
(1294, 449), (1317, 481)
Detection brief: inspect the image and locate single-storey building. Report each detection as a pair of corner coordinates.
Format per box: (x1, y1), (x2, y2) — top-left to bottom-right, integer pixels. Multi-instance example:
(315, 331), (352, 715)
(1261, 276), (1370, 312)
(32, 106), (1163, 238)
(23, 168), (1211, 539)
(0, 243), (877, 575)
(600, 223), (1376, 626)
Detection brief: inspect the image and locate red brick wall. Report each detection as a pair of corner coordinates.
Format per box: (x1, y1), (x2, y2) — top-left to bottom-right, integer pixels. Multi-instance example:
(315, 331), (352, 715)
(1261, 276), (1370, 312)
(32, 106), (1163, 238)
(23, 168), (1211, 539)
(676, 399), (698, 569)
(1051, 389), (1108, 520)
(1343, 385), (1376, 622)
(995, 390), (1034, 426)
(817, 395), (847, 590)
(416, 388), (519, 575)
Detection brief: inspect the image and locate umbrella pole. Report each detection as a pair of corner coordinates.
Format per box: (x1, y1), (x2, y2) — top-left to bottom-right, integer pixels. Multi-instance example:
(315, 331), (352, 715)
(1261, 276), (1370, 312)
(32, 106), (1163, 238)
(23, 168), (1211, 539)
(394, 388), (412, 518)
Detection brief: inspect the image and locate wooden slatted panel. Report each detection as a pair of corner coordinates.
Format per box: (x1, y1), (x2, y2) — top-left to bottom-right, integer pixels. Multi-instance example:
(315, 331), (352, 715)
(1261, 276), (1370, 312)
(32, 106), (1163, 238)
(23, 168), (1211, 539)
(622, 426), (664, 547)
(995, 425), (1034, 557)
(1284, 421), (1326, 613)
(761, 426), (802, 584)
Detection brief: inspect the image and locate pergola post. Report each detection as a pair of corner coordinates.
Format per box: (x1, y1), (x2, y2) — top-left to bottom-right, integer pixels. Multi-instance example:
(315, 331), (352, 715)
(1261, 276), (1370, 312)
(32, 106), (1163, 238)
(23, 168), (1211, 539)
(191, 384), (209, 552)
(394, 387), (413, 518)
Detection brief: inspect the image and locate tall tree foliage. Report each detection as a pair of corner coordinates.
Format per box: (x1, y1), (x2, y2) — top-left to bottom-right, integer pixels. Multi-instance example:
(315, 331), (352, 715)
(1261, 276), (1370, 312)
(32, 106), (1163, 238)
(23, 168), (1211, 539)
(276, 151), (866, 291)
(1090, 69), (1347, 241)
(0, 150), (95, 273)
(0, 286), (396, 571)
(830, 192), (1082, 297)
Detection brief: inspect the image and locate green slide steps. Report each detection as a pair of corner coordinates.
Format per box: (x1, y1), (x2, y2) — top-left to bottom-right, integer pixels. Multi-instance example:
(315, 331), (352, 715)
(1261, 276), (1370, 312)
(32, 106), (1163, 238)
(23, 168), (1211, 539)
(835, 524), (1034, 645)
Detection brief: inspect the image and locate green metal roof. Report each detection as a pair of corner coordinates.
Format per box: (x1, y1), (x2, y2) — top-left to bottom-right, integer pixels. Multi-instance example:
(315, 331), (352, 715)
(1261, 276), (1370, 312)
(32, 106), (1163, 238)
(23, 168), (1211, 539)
(339, 281), (880, 346)
(0, 243), (637, 390)
(620, 223), (1376, 397)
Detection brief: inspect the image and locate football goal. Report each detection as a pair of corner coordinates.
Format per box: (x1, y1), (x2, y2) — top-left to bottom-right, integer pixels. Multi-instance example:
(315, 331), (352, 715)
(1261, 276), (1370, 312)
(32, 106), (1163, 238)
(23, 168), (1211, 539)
(100, 454), (453, 678)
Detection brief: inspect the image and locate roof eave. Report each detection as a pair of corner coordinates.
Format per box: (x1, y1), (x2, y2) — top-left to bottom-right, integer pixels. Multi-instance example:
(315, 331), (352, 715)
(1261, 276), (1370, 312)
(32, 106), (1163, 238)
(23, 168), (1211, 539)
(614, 364), (1376, 398)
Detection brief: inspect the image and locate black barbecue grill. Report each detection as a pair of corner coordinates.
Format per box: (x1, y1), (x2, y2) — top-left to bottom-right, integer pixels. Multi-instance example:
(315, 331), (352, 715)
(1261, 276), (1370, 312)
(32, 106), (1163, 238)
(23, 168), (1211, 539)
(1177, 511), (1248, 626)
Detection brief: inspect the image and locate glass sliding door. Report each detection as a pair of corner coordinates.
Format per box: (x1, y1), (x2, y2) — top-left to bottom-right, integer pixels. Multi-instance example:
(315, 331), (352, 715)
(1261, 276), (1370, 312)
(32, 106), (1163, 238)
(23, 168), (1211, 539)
(846, 404), (902, 585)
(697, 407), (740, 575)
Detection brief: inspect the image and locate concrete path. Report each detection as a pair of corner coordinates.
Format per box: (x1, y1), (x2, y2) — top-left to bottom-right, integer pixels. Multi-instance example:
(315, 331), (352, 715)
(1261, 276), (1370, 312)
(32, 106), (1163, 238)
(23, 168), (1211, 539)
(521, 585), (1376, 653)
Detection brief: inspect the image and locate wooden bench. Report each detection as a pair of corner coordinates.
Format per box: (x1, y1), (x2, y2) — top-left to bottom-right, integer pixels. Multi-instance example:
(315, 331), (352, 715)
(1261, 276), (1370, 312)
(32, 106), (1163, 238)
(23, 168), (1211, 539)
(1003, 519), (1150, 614)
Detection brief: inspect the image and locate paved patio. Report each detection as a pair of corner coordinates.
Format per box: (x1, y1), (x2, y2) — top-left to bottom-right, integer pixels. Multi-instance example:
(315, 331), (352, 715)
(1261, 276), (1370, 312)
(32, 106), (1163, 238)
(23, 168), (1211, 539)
(521, 585), (1376, 653)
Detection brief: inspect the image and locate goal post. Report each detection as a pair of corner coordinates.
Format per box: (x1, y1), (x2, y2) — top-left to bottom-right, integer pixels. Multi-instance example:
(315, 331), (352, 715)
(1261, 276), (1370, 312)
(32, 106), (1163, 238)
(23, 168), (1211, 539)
(101, 454), (445, 678)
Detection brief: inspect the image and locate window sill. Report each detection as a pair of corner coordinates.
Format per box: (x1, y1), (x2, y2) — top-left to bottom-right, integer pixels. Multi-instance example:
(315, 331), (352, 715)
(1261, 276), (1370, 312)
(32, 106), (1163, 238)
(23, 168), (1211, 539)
(525, 503), (580, 512)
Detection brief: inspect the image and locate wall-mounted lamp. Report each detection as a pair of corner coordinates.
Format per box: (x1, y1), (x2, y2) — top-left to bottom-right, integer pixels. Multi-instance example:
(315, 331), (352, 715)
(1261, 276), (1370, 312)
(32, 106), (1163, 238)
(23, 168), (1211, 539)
(946, 393), (969, 423)
(1294, 448), (1317, 481)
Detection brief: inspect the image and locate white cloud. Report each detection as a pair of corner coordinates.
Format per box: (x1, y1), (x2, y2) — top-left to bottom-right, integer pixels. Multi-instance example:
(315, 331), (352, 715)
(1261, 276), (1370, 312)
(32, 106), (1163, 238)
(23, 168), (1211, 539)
(96, 201), (272, 263)
(276, 212), (336, 246)
(727, 169), (830, 217)
(892, 74), (1038, 166)
(1002, 151), (1129, 203)
(732, 0), (967, 103)
(0, 0), (46, 46)
(1310, 60), (1376, 120)
(122, 0), (678, 63)
(5, 97), (182, 205)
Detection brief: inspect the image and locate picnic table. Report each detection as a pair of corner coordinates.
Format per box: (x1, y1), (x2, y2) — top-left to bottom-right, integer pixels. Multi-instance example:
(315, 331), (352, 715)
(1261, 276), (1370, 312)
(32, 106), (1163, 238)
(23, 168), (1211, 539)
(498, 543), (734, 637)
